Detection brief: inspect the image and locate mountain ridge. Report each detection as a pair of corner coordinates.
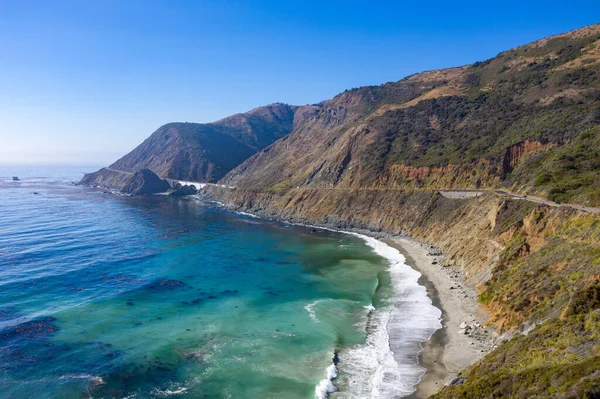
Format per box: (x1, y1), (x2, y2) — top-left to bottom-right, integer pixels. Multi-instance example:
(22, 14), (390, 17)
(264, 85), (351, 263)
(80, 102), (321, 189)
(220, 23), (600, 206)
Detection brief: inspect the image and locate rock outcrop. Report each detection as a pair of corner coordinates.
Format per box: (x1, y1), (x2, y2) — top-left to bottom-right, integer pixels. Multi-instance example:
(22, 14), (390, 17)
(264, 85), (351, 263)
(120, 169), (171, 195)
(80, 168), (134, 190)
(80, 168), (170, 195)
(169, 184), (198, 197)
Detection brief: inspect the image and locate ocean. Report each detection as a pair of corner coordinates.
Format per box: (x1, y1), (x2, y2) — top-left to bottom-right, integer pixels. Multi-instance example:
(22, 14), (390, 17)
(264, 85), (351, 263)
(0, 165), (441, 399)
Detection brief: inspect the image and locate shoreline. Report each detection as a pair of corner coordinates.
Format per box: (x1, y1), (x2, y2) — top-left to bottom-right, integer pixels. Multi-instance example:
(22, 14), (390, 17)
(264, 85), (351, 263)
(225, 207), (497, 397)
(388, 237), (496, 398)
(175, 198), (497, 397)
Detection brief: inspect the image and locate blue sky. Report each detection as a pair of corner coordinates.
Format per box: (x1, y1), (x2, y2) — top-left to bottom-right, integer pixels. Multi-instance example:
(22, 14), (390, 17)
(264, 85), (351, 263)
(1, 0), (599, 165)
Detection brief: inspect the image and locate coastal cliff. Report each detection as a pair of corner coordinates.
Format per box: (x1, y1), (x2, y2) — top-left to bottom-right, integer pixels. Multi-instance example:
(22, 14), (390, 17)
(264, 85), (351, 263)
(200, 185), (600, 398)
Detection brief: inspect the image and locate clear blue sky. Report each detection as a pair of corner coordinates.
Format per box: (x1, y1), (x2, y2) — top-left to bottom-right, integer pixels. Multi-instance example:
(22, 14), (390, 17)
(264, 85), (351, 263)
(1, 0), (599, 165)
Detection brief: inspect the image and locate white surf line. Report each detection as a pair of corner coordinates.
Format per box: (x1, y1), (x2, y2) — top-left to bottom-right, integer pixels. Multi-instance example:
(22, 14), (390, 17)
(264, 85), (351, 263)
(234, 210), (260, 218)
(315, 362), (339, 399)
(280, 223), (442, 398)
(335, 233), (442, 398)
(305, 299), (324, 323)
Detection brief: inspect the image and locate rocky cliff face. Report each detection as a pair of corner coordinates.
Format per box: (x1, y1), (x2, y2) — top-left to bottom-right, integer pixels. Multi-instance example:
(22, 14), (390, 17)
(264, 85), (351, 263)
(80, 167), (133, 190)
(80, 103), (321, 189)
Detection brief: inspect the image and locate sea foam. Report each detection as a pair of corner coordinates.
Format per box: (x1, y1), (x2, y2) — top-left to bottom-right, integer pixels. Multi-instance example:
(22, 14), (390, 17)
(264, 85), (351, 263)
(305, 299), (324, 323)
(315, 362), (338, 399)
(334, 233), (442, 398)
(278, 220), (442, 398)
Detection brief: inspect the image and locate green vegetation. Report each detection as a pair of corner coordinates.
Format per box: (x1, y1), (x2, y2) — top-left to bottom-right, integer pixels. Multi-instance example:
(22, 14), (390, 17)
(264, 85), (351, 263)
(432, 312), (600, 399)
(479, 203), (600, 328)
(266, 179), (293, 192)
(442, 202), (600, 398)
(347, 29), (600, 204)
(516, 127), (600, 205)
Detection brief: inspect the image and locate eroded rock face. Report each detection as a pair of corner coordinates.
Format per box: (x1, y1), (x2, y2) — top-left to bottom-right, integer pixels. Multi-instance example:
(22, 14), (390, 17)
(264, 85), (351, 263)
(501, 140), (549, 176)
(120, 169), (171, 195)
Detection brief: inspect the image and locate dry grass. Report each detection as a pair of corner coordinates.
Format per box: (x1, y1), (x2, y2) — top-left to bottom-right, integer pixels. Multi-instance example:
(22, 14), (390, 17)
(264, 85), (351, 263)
(530, 23), (600, 48)
(373, 83), (465, 116)
(556, 39), (600, 70)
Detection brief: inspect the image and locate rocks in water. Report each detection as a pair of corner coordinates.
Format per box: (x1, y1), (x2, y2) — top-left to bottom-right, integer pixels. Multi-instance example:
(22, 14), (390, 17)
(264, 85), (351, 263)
(0, 307), (22, 322)
(120, 169), (171, 195)
(169, 184), (198, 197)
(101, 274), (140, 285)
(146, 279), (187, 290)
(1, 317), (58, 341)
(12, 176), (19, 181)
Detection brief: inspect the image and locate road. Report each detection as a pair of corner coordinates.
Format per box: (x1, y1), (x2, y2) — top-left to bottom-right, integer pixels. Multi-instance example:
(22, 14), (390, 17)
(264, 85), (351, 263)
(104, 167), (133, 175)
(439, 189), (600, 213)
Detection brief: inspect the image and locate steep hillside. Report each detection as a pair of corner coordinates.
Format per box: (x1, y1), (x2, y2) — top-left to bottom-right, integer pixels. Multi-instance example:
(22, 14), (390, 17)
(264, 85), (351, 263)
(222, 24), (600, 206)
(81, 103), (320, 188)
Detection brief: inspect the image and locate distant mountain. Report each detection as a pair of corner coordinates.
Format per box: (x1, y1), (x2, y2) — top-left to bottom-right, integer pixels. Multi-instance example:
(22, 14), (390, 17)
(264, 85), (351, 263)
(80, 103), (320, 189)
(222, 24), (600, 206)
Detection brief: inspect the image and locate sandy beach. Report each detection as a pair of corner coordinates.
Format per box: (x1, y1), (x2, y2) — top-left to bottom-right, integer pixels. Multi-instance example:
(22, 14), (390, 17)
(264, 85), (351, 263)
(387, 237), (496, 398)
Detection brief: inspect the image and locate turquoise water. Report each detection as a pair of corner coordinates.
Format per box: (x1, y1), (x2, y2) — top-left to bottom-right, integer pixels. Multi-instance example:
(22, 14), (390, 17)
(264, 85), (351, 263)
(0, 166), (441, 399)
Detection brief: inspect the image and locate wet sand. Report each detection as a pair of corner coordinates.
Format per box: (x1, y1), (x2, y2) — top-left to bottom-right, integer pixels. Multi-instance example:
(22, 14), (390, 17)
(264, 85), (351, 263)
(387, 237), (495, 398)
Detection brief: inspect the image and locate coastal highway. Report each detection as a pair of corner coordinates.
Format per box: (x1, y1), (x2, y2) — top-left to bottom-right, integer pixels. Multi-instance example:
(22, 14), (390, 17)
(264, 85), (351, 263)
(439, 189), (600, 213)
(102, 168), (600, 213)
